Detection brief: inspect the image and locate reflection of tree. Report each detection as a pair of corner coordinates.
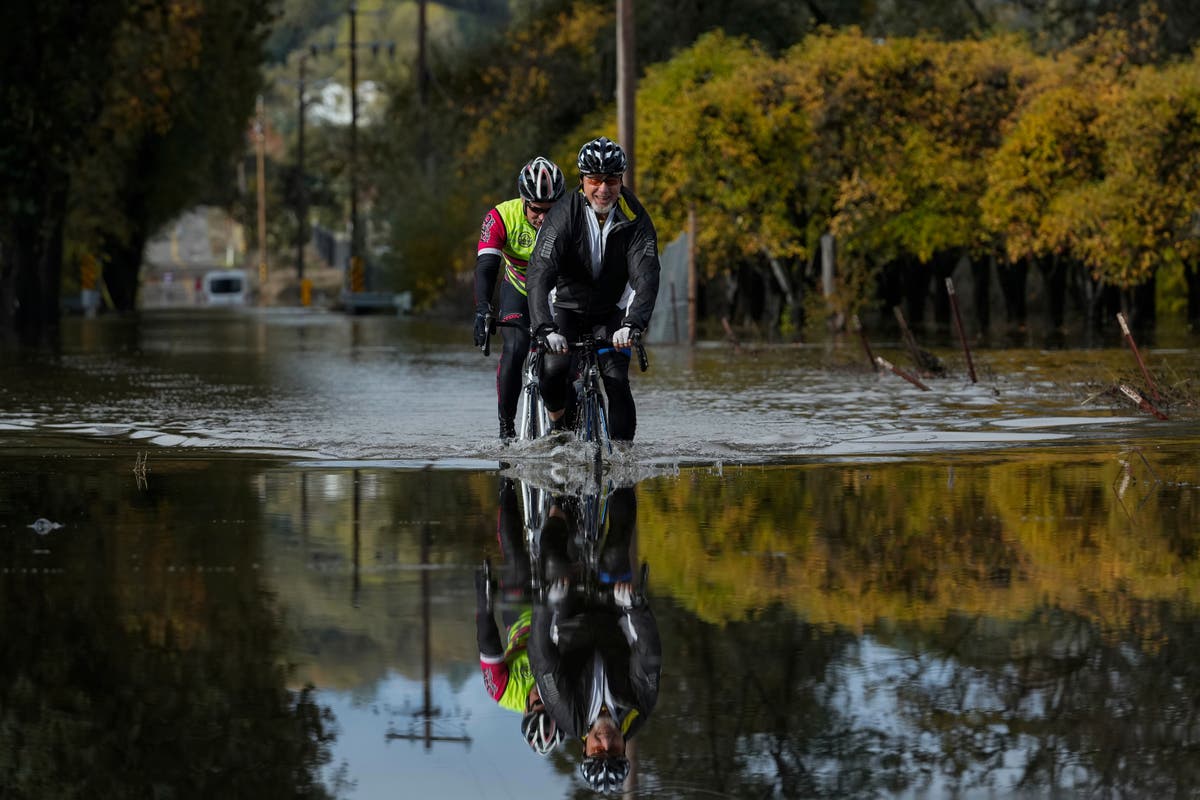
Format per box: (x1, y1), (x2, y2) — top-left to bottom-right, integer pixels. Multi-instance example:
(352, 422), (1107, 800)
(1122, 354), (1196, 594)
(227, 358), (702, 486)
(879, 606), (1200, 796)
(629, 451), (1200, 796)
(260, 468), (490, 690)
(634, 602), (944, 798)
(0, 453), (337, 797)
(639, 451), (1200, 634)
(633, 601), (1200, 797)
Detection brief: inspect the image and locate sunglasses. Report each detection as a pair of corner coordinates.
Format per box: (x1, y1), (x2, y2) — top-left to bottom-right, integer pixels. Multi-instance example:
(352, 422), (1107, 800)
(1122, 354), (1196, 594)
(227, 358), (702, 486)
(583, 174), (622, 187)
(525, 201), (554, 216)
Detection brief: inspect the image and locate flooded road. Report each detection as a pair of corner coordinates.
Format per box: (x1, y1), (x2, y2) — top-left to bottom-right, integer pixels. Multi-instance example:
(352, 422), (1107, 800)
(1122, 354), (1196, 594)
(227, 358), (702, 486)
(2, 311), (1200, 798)
(1, 310), (1195, 464)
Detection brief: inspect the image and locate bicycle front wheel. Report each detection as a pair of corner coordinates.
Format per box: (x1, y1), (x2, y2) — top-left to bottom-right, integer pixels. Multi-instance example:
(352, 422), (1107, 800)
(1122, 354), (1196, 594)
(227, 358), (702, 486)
(517, 384), (549, 441)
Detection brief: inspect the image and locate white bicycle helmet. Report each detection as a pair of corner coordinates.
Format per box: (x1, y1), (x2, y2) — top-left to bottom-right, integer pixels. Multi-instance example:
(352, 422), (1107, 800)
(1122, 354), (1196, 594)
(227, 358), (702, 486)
(576, 136), (627, 176)
(518, 156), (565, 204)
(521, 708), (565, 755)
(579, 754), (630, 793)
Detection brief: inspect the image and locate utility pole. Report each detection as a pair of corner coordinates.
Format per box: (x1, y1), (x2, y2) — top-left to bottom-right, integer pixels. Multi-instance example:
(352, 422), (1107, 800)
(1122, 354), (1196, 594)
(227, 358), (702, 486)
(384, 523), (472, 749)
(416, 0), (433, 178)
(256, 94), (268, 305)
(299, 6), (391, 306)
(616, 0), (636, 191)
(417, 0), (428, 108)
(297, 54), (311, 305)
(349, 3), (362, 291)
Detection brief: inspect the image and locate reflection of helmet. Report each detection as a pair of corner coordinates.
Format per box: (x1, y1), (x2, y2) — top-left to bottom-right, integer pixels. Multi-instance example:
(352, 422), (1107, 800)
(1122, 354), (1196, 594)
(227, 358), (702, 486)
(579, 755), (630, 793)
(576, 137), (627, 176)
(521, 709), (564, 755)
(518, 157), (565, 203)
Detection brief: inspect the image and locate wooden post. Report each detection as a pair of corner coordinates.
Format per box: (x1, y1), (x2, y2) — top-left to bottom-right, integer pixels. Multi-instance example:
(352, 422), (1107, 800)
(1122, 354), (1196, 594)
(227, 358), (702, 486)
(876, 356), (931, 391)
(1119, 384), (1168, 420)
(852, 314), (877, 371)
(255, 95), (267, 305)
(670, 282), (679, 343)
(820, 233), (835, 299)
(946, 278), (977, 383)
(687, 205), (696, 345)
(616, 0), (635, 191)
(1117, 312), (1161, 403)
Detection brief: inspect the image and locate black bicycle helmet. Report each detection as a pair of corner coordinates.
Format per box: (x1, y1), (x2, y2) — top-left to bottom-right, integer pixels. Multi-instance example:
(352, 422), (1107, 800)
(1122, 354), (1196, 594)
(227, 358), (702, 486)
(579, 755), (630, 794)
(518, 156), (565, 204)
(576, 136), (627, 176)
(521, 708), (564, 755)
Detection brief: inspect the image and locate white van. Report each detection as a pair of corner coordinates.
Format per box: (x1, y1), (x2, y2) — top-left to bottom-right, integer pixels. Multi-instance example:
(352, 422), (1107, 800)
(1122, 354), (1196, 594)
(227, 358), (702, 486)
(201, 270), (247, 306)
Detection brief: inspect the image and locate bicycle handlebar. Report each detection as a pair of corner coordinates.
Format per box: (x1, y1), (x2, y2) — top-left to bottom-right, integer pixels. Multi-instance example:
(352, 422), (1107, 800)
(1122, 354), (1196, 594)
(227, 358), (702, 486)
(544, 332), (649, 372)
(537, 561), (651, 610)
(480, 314), (533, 357)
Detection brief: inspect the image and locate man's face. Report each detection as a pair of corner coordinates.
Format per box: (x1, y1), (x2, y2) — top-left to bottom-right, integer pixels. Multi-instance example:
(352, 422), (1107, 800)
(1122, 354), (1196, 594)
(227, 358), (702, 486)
(584, 714), (625, 757)
(524, 200), (554, 229)
(582, 173), (621, 214)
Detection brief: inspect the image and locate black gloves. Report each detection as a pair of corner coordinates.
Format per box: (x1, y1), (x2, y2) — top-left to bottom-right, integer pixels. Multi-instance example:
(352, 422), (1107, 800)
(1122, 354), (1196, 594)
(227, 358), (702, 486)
(473, 303), (493, 348)
(475, 562), (493, 614)
(475, 562), (503, 656)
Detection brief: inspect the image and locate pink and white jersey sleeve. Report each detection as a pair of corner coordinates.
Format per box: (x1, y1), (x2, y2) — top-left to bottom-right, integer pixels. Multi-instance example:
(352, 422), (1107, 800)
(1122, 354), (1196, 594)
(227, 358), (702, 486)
(477, 208), (508, 260)
(479, 653), (509, 702)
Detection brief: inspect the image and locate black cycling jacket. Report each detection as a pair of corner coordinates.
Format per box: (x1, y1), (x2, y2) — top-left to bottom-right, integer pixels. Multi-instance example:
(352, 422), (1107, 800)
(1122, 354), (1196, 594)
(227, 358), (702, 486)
(527, 186), (661, 337)
(529, 602), (662, 741)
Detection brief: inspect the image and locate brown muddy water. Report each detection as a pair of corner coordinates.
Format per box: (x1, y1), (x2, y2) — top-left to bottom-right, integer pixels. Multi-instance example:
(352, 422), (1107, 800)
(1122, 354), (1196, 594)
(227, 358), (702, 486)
(2, 310), (1199, 798)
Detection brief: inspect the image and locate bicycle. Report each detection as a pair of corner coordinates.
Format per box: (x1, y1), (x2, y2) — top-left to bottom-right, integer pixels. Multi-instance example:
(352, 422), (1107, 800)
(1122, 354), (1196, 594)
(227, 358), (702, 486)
(527, 474), (649, 612)
(480, 316), (551, 442)
(557, 333), (649, 470)
(480, 474), (550, 613)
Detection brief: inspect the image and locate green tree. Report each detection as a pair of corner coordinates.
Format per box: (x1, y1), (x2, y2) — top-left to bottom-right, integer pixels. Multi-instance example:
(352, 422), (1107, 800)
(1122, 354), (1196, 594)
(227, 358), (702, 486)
(0, 0), (129, 343)
(0, 0), (274, 336)
(76, 0), (276, 311)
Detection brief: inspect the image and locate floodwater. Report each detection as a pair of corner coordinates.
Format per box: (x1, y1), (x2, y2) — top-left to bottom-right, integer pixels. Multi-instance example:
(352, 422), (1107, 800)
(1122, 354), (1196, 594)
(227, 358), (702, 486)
(2, 310), (1200, 798)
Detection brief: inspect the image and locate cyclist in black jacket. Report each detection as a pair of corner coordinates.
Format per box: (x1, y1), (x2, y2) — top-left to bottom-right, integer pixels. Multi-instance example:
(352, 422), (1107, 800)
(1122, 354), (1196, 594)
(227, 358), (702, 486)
(526, 137), (661, 441)
(528, 486), (662, 794)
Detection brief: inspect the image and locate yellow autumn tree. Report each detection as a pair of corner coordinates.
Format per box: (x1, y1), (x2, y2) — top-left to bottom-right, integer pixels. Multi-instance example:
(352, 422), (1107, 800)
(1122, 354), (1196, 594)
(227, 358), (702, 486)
(634, 31), (814, 274)
(1055, 58), (1200, 288)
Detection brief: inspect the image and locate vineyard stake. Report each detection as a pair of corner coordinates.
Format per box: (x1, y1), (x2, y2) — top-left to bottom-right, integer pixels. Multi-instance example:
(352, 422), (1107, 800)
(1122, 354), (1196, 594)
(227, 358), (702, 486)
(946, 278), (977, 383)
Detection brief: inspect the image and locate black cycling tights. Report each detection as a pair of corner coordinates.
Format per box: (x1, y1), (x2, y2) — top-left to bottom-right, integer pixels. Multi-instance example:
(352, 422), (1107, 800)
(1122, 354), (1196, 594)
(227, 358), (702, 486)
(496, 281), (531, 429)
(539, 311), (636, 442)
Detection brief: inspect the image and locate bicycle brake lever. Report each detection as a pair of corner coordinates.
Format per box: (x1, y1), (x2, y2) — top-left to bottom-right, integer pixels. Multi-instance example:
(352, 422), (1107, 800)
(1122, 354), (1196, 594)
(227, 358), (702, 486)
(633, 334), (648, 372)
(482, 313), (494, 356)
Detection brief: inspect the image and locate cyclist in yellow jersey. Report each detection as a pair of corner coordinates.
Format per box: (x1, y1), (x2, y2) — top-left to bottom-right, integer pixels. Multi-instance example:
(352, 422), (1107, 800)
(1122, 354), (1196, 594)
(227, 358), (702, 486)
(473, 157), (565, 440)
(475, 477), (565, 755)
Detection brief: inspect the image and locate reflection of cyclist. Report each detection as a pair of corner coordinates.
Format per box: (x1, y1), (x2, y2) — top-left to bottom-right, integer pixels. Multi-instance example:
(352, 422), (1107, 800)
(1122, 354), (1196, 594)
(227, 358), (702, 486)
(473, 157), (566, 440)
(474, 478), (564, 755)
(528, 487), (662, 793)
(526, 137), (661, 441)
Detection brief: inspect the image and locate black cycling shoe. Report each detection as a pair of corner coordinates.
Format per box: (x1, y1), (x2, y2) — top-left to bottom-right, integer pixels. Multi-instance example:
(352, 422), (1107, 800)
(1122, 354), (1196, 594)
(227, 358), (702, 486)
(499, 419), (516, 441)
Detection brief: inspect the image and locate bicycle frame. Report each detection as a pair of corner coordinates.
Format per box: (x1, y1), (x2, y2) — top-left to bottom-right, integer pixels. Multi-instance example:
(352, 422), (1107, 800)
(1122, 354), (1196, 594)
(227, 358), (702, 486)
(481, 316), (550, 441)
(568, 337), (615, 467)
(525, 475), (649, 609)
(522, 478), (550, 600)
(515, 346), (550, 441)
